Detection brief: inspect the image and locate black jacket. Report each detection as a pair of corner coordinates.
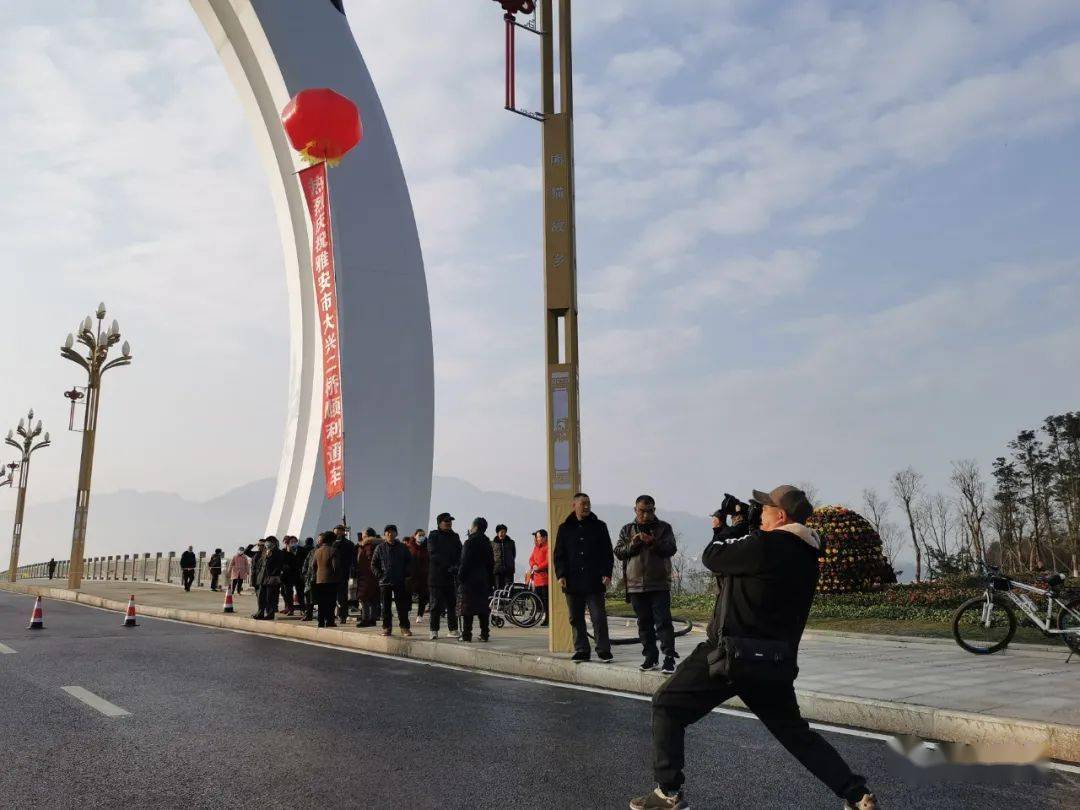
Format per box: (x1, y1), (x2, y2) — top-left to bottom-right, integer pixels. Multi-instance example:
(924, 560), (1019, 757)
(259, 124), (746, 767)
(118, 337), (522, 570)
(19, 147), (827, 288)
(371, 540), (412, 586)
(179, 550), (197, 569)
(554, 512), (614, 595)
(427, 528), (462, 586)
(491, 536), (516, 577)
(208, 552), (223, 573)
(702, 521), (822, 650)
(457, 532), (495, 615)
(332, 537), (356, 582)
(259, 549), (286, 585)
(614, 518), (676, 592)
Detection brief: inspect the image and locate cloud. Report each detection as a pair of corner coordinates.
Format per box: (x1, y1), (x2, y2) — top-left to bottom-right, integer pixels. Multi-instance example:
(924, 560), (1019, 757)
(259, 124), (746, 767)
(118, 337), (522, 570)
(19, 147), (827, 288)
(665, 250), (819, 313)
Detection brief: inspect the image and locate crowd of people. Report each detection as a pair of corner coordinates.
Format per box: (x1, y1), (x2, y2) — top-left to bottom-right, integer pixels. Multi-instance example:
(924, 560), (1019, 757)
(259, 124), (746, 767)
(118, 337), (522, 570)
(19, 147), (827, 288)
(203, 514), (548, 642)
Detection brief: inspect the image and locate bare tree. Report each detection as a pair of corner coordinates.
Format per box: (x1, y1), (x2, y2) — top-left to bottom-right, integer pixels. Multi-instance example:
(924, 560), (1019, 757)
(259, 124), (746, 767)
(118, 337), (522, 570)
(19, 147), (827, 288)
(797, 480), (820, 506)
(862, 488), (905, 567)
(671, 548), (688, 597)
(917, 493), (956, 559)
(951, 458), (987, 564)
(892, 467), (924, 582)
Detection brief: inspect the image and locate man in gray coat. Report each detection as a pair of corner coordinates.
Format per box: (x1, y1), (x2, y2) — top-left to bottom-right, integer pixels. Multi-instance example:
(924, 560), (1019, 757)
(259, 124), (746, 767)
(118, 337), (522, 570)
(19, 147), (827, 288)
(615, 495), (678, 673)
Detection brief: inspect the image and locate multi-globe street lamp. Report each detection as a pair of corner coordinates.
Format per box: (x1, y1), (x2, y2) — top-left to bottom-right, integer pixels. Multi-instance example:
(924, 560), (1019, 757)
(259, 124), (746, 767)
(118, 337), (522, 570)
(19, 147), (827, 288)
(4, 411), (51, 582)
(61, 302), (133, 589)
(0, 461), (18, 488)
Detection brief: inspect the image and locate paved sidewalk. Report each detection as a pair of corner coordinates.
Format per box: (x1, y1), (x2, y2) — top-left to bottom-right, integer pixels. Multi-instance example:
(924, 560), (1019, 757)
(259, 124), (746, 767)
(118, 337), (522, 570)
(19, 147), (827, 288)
(6, 577), (1080, 762)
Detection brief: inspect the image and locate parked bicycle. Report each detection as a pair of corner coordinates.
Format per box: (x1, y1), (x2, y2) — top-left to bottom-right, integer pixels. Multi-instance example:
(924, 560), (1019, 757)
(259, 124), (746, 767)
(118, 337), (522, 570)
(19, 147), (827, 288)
(952, 563), (1080, 655)
(489, 582), (545, 629)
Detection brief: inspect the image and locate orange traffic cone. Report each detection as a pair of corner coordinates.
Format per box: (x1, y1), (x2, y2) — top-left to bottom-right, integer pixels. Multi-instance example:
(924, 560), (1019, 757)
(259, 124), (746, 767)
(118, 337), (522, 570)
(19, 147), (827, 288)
(28, 596), (44, 630)
(123, 594), (138, 627)
(223, 584), (235, 614)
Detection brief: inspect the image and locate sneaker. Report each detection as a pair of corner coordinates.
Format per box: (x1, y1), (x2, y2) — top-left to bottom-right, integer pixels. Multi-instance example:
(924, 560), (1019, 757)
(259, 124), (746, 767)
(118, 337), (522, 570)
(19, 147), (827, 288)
(640, 657), (659, 672)
(571, 651), (590, 663)
(662, 656), (676, 674)
(430, 631), (439, 640)
(597, 650), (614, 663)
(843, 792), (878, 809)
(402, 628), (413, 637)
(629, 787), (687, 809)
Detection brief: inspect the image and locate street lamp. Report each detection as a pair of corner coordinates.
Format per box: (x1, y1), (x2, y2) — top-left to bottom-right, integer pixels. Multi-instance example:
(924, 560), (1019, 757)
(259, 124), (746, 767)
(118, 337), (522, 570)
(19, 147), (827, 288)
(60, 302), (133, 589)
(4, 411), (51, 582)
(0, 461), (18, 489)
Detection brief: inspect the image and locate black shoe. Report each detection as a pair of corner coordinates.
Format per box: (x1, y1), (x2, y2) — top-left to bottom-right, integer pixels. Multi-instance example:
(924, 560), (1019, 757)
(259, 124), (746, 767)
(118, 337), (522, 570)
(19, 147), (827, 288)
(662, 656), (676, 674)
(597, 650), (614, 663)
(640, 657), (659, 672)
(478, 636), (489, 642)
(251, 613), (263, 620)
(460, 635), (472, 643)
(571, 651), (590, 663)
(325, 621), (337, 628)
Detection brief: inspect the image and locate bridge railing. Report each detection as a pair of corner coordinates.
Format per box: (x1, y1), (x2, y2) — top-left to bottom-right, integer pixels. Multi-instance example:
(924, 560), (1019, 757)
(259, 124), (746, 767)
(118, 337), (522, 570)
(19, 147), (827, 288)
(4, 550), (232, 589)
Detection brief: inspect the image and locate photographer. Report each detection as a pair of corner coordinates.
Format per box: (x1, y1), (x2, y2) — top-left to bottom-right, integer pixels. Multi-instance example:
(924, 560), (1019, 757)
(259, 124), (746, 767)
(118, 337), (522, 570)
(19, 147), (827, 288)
(630, 485), (877, 810)
(615, 495), (678, 673)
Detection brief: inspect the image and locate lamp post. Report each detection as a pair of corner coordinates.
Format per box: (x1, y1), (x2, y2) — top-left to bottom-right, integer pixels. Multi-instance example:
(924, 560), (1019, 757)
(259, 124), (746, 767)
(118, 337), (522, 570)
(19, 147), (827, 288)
(61, 302), (133, 589)
(0, 462), (18, 489)
(4, 411), (51, 582)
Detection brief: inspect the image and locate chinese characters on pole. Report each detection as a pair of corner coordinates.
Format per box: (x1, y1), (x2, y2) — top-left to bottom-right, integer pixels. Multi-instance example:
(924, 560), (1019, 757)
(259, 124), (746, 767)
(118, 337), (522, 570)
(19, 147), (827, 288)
(300, 162), (346, 499)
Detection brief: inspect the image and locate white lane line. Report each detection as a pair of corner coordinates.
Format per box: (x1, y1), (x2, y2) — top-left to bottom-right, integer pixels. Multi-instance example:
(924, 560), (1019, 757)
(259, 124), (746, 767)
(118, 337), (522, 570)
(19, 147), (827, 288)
(0, 641), (16, 654)
(56, 600), (1080, 774)
(61, 686), (131, 717)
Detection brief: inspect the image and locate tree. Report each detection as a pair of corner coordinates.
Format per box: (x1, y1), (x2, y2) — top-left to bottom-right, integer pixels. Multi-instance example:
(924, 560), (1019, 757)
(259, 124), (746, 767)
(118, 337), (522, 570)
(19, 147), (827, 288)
(992, 456), (1027, 569)
(1009, 429), (1054, 570)
(950, 459), (987, 564)
(861, 488), (905, 568)
(797, 480), (820, 506)
(891, 467), (924, 582)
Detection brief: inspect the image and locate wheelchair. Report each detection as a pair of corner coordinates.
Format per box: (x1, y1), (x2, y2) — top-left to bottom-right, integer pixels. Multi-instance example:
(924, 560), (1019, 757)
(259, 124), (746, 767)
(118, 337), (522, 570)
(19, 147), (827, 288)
(489, 582), (546, 629)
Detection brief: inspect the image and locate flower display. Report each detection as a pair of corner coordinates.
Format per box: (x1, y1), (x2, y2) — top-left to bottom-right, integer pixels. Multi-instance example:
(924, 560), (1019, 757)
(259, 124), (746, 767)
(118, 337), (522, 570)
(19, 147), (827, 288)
(807, 505), (897, 594)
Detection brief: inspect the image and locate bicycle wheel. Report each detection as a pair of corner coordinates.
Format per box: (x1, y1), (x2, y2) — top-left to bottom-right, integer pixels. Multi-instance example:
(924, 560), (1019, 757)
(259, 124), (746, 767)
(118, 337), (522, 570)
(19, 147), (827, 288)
(507, 591), (544, 628)
(952, 595), (1016, 654)
(1056, 596), (1080, 655)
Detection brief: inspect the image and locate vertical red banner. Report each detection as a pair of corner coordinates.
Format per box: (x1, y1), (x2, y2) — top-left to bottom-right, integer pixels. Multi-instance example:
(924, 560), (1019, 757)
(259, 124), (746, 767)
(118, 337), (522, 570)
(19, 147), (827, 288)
(299, 162), (346, 500)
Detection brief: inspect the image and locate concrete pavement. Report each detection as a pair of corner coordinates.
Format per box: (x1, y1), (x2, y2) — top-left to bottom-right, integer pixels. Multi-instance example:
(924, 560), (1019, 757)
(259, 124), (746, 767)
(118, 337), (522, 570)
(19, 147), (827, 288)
(5, 577), (1080, 764)
(1, 588), (1076, 809)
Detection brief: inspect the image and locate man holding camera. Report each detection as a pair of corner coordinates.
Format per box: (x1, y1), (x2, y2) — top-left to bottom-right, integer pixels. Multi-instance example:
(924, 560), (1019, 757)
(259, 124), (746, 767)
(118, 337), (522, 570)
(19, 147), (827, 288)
(615, 495), (678, 673)
(630, 485), (878, 810)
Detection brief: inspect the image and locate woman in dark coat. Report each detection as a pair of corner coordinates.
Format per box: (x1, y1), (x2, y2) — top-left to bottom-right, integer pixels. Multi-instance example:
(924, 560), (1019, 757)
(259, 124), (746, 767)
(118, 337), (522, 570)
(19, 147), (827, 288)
(457, 517), (495, 642)
(354, 531), (381, 627)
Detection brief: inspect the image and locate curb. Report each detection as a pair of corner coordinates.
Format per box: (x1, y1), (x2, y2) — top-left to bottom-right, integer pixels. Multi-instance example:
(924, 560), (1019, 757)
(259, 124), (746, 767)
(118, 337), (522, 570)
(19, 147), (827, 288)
(4, 581), (1078, 763)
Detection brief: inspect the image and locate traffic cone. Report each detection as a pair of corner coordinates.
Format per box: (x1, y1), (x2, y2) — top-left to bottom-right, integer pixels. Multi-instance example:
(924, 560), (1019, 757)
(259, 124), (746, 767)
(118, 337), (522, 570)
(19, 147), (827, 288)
(28, 596), (44, 630)
(223, 584), (234, 614)
(122, 594), (138, 627)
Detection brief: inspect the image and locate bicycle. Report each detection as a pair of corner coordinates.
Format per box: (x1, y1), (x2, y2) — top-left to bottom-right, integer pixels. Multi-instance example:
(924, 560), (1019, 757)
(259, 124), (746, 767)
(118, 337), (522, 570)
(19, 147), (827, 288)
(951, 563), (1080, 655)
(489, 582), (546, 629)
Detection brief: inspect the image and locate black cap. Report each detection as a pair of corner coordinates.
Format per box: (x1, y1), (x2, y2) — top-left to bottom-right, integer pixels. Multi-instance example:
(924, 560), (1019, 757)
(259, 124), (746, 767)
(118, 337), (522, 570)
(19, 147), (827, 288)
(436, 512), (455, 523)
(384, 524), (398, 534)
(710, 509), (724, 519)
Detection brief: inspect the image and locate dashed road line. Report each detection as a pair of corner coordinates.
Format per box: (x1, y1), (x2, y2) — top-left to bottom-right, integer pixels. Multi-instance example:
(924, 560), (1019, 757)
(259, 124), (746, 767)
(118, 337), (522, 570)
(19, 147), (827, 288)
(60, 686), (131, 717)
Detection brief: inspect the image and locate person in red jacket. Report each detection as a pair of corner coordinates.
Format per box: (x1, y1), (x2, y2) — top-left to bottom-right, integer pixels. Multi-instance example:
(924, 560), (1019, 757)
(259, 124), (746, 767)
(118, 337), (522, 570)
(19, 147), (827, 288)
(527, 529), (550, 627)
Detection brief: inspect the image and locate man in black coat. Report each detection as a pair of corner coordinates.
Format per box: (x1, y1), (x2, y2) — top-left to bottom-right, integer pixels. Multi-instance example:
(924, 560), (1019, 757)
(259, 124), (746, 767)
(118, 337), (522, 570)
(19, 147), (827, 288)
(458, 517), (495, 642)
(491, 524), (516, 591)
(426, 512), (462, 639)
(632, 486), (877, 810)
(554, 492), (614, 663)
(254, 536), (286, 621)
(179, 546), (197, 591)
(372, 524), (413, 637)
(207, 548), (223, 592)
(331, 524), (355, 624)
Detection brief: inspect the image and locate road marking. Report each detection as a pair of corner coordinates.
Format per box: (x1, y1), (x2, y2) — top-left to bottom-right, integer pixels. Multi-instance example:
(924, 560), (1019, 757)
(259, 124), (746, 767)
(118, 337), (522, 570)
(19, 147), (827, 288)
(52, 598), (1080, 774)
(0, 642), (16, 654)
(61, 686), (131, 717)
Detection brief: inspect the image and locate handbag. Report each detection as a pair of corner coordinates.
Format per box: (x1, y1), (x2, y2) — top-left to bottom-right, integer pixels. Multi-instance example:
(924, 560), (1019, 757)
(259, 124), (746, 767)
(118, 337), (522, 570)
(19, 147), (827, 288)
(706, 576), (796, 684)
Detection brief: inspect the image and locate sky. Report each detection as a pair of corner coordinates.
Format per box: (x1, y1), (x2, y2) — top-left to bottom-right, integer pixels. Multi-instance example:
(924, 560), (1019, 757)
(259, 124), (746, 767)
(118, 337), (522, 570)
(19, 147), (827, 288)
(2, 1), (1080, 543)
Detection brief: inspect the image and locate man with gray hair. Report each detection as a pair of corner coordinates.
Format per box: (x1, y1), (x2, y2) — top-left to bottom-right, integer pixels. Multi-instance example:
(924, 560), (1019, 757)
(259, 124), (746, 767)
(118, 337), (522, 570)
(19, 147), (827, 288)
(630, 485), (878, 810)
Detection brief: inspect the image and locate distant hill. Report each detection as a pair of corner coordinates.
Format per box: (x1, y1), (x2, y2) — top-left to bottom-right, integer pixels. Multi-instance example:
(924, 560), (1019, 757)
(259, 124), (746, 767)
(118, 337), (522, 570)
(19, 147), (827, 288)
(2, 476), (716, 580)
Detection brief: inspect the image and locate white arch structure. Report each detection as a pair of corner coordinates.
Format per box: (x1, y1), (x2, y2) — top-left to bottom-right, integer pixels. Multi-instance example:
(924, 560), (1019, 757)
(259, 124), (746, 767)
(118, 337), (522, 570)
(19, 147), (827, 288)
(191, 0), (434, 537)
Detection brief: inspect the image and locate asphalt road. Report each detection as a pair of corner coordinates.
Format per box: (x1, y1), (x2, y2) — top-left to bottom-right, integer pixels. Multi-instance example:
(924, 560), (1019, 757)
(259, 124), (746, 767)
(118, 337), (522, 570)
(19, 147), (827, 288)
(0, 591), (1075, 809)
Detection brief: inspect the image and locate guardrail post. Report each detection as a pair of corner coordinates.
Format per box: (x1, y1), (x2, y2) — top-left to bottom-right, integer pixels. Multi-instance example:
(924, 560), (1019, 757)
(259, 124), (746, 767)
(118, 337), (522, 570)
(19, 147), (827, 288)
(197, 551), (205, 588)
(166, 551), (175, 583)
(153, 552), (161, 582)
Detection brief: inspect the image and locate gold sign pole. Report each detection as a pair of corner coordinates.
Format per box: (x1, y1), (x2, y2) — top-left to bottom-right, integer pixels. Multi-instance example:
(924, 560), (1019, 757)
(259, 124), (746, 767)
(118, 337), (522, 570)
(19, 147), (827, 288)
(541, 0), (580, 653)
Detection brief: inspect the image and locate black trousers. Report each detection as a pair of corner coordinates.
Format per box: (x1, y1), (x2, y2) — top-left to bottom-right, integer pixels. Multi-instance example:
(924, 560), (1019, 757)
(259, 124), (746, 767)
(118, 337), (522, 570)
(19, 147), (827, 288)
(315, 583), (337, 626)
(494, 572), (514, 590)
(461, 613), (489, 641)
(282, 581), (298, 610)
(336, 581), (350, 623)
(258, 583), (280, 618)
(380, 583), (411, 631)
(429, 579), (457, 633)
(565, 591), (610, 656)
(630, 590), (676, 659)
(209, 570), (221, 591)
(652, 643), (864, 798)
(182, 569), (195, 591)
(413, 588), (428, 618)
(535, 585), (549, 625)
(231, 578), (244, 594)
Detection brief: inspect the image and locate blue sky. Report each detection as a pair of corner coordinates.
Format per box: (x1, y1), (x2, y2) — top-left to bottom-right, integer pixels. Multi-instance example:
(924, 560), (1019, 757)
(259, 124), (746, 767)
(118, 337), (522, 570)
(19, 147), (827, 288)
(2, 1), (1079, 557)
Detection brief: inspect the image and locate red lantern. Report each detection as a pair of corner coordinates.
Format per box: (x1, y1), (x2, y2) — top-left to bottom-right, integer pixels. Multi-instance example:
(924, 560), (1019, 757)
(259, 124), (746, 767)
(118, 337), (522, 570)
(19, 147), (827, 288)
(280, 88), (363, 166)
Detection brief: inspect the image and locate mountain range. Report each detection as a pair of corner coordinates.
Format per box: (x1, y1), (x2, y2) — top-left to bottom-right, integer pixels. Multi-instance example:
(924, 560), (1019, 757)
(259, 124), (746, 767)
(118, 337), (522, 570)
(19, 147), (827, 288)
(1, 476), (716, 580)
